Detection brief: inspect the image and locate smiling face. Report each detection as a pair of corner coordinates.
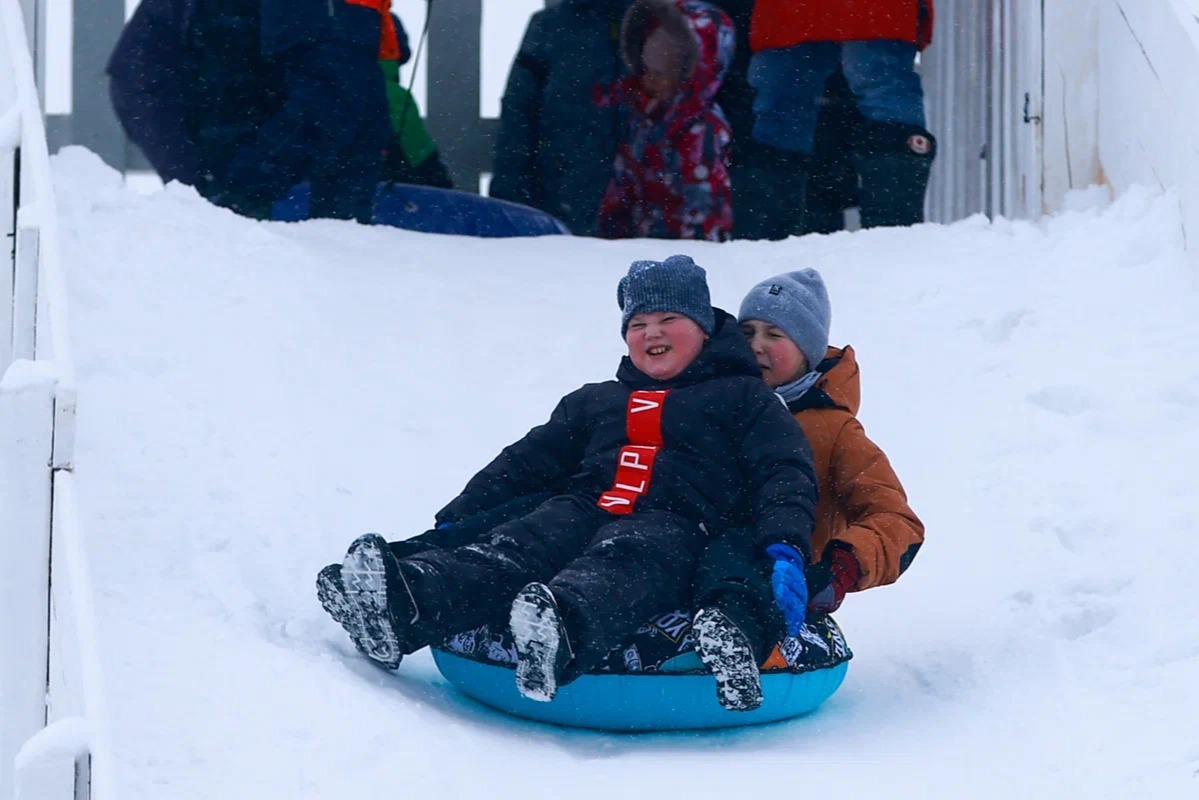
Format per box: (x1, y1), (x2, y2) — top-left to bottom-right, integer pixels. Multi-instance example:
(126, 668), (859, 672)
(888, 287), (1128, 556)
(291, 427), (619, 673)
(741, 319), (808, 387)
(626, 311), (708, 380)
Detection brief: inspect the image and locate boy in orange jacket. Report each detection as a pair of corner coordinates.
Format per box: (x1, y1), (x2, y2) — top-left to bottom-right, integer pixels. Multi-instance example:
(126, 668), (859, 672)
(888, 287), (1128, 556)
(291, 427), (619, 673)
(692, 267), (924, 710)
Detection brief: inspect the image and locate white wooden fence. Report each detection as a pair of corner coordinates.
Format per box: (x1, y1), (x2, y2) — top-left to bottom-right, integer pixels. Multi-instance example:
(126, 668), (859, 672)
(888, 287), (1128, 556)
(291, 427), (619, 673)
(0, 1), (111, 798)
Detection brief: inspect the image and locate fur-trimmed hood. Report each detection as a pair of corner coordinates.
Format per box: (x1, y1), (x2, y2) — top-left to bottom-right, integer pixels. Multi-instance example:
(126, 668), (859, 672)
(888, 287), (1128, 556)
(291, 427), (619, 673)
(621, 0), (734, 105)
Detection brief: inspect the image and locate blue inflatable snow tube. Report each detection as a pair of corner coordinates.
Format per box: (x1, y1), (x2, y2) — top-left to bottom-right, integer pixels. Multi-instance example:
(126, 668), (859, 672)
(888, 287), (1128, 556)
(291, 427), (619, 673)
(271, 182), (570, 237)
(431, 649), (848, 732)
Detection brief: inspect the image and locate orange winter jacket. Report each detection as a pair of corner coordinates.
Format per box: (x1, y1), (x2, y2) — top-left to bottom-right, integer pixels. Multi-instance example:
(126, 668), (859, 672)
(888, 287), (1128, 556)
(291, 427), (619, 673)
(794, 345), (924, 591)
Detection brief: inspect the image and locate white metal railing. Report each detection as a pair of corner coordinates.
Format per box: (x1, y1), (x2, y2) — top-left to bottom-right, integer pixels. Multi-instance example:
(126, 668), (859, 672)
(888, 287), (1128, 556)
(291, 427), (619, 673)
(1, 0), (111, 798)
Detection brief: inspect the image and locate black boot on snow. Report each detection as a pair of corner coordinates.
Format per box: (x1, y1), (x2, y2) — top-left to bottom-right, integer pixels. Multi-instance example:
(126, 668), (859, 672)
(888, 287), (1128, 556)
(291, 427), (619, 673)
(510, 583), (575, 702)
(316, 563), (372, 658)
(692, 606), (763, 711)
(852, 122), (937, 229)
(341, 533), (420, 670)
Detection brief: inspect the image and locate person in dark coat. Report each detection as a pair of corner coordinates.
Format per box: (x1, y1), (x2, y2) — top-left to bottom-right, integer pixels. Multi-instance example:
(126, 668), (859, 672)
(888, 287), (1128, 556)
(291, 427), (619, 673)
(107, 0), (398, 221)
(489, 0), (633, 235)
(323, 255), (817, 706)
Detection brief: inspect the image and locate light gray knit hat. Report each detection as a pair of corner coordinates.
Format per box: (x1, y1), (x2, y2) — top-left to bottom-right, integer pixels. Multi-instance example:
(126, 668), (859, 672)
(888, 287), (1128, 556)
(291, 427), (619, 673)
(618, 255), (715, 337)
(738, 268), (831, 370)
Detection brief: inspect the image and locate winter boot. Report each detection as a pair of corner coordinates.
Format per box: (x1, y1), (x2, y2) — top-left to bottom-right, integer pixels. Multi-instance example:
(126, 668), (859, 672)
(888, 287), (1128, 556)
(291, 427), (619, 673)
(852, 122), (936, 229)
(692, 606), (763, 711)
(316, 563), (372, 658)
(510, 583), (575, 703)
(803, 135), (859, 234)
(341, 533), (421, 670)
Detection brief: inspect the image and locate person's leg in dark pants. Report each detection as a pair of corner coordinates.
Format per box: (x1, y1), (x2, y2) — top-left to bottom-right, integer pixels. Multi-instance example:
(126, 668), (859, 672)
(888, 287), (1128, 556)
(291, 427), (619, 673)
(399, 495), (605, 644)
(804, 69), (863, 235)
(510, 510), (707, 700)
(316, 492), (553, 655)
(307, 118), (388, 222)
(551, 511), (708, 672)
(337, 494), (603, 669)
(389, 492), (555, 560)
(690, 532), (781, 710)
(692, 533), (780, 659)
(744, 42), (841, 238)
(840, 40), (936, 228)
(307, 164), (379, 223)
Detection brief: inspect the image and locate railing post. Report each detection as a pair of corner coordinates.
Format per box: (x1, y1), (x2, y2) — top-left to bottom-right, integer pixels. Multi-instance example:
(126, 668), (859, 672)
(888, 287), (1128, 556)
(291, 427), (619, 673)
(1, 147), (15, 375)
(15, 0), (36, 67)
(12, 218), (37, 360)
(426, 0), (484, 191)
(11, 717), (90, 800)
(0, 363), (55, 800)
(66, 0), (125, 169)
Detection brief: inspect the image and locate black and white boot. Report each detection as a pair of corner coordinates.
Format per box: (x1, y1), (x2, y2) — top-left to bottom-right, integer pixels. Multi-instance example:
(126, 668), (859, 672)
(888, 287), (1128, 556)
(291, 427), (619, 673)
(692, 607), (763, 711)
(340, 533), (419, 671)
(510, 583), (574, 702)
(316, 563), (372, 658)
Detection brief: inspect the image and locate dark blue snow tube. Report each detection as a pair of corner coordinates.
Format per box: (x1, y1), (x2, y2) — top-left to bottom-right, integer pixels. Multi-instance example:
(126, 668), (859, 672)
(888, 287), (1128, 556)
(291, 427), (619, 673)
(271, 182), (570, 237)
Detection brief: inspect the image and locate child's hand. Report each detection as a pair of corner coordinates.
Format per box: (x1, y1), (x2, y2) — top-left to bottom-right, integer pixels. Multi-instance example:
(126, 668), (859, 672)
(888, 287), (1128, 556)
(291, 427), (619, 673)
(765, 543), (809, 636)
(805, 545), (861, 616)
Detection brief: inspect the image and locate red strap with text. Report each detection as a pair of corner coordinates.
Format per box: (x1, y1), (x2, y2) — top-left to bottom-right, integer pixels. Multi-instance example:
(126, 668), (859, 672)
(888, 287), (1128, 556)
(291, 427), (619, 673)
(598, 390), (669, 514)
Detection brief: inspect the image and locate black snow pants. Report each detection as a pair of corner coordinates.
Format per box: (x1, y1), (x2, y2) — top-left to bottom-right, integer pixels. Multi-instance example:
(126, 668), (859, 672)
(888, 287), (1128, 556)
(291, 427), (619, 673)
(692, 532), (784, 663)
(395, 494), (709, 674)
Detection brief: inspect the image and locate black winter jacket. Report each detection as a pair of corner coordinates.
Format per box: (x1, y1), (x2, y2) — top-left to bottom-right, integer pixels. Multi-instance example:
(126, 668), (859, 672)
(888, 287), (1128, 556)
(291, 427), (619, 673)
(436, 310), (817, 558)
(107, 0), (394, 219)
(489, 0), (632, 235)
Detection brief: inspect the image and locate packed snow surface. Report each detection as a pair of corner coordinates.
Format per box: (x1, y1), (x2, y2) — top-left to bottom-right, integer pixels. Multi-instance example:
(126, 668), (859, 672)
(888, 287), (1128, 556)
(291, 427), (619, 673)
(53, 147), (1199, 798)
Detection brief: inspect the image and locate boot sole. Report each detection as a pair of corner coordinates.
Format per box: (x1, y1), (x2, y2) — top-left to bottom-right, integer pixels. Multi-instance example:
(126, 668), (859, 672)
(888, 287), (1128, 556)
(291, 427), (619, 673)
(693, 607), (763, 711)
(342, 535), (404, 670)
(316, 564), (372, 658)
(510, 584), (565, 703)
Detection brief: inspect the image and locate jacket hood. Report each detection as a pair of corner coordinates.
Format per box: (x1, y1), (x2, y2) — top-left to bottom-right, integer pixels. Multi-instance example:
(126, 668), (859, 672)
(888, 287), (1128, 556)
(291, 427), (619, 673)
(617, 308), (761, 388)
(789, 345), (861, 415)
(616, 0), (734, 109)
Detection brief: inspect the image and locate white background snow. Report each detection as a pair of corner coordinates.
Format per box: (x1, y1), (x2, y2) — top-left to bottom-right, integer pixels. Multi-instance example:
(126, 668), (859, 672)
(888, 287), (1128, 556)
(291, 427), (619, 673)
(50, 142), (1199, 797)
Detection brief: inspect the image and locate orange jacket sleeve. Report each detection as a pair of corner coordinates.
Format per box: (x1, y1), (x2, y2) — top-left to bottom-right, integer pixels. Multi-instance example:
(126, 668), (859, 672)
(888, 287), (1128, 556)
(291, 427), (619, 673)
(827, 417), (924, 590)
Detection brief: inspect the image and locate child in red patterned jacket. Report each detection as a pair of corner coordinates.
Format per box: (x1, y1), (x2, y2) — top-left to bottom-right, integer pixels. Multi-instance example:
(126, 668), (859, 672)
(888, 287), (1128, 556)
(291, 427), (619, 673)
(596, 0), (735, 241)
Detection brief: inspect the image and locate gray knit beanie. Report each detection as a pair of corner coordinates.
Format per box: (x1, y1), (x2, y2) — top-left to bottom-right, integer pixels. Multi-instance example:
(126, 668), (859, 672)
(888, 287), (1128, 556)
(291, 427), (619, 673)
(738, 269), (831, 370)
(618, 255), (715, 337)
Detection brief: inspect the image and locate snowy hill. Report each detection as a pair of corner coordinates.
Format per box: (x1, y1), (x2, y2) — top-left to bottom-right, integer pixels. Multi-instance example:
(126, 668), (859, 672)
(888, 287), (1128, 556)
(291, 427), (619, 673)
(53, 147), (1199, 798)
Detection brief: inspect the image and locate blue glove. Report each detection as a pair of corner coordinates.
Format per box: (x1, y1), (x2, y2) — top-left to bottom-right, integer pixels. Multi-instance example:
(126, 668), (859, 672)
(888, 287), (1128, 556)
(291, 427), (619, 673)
(435, 521), (454, 530)
(765, 543), (809, 636)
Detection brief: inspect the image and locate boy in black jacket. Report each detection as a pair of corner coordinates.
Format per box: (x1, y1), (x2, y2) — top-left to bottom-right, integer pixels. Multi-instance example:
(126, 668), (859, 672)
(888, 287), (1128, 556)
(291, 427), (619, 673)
(329, 255), (816, 704)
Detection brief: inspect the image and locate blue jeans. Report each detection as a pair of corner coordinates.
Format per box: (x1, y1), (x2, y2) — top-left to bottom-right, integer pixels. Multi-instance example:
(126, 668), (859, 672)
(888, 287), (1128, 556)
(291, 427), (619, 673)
(749, 40), (927, 154)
